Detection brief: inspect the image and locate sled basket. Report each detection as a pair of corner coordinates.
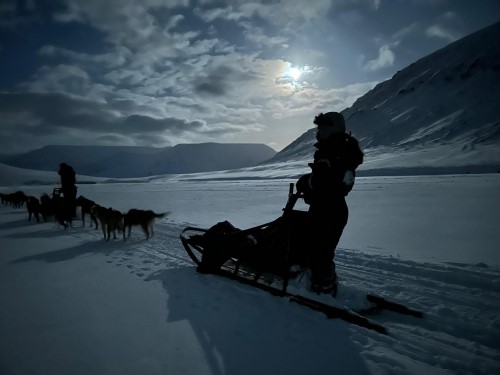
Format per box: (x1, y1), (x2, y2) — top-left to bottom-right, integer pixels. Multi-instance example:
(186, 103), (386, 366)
(180, 184), (310, 287)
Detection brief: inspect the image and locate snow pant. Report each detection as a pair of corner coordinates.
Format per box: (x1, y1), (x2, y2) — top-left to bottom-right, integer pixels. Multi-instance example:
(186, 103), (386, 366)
(62, 185), (77, 217)
(308, 196), (348, 284)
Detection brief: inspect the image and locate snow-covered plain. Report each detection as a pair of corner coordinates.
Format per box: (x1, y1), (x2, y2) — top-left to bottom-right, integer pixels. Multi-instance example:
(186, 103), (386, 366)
(1, 170), (500, 375)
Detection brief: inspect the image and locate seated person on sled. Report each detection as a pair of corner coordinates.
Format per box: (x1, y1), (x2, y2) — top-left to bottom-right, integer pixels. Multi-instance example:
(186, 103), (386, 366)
(297, 112), (363, 296)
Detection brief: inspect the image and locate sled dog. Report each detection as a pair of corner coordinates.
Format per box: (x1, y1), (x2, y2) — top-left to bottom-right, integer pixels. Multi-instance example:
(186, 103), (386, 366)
(26, 196), (42, 223)
(90, 205), (123, 241)
(51, 194), (73, 229)
(76, 195), (98, 228)
(122, 209), (167, 240)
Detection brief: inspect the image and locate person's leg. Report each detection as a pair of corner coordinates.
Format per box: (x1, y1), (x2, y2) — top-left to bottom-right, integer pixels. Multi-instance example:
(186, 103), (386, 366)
(62, 186), (77, 217)
(309, 199), (348, 294)
(70, 186), (77, 217)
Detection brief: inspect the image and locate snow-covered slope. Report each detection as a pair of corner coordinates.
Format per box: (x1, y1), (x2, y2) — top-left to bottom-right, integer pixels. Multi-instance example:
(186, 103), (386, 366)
(268, 21), (500, 174)
(0, 163), (108, 187)
(3, 143), (277, 178)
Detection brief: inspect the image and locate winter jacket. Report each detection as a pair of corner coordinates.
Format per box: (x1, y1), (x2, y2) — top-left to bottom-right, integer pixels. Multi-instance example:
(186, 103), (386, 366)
(309, 133), (363, 199)
(58, 164), (76, 189)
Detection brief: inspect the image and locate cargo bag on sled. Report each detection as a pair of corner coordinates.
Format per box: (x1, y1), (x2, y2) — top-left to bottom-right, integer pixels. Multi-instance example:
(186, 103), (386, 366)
(183, 209), (310, 280)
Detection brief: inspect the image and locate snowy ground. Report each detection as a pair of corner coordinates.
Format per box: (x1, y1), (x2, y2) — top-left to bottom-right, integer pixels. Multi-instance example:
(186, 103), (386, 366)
(1, 174), (499, 375)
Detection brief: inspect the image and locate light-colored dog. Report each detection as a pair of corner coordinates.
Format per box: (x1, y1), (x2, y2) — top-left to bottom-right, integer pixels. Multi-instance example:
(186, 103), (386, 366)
(90, 205), (123, 241)
(122, 209), (167, 240)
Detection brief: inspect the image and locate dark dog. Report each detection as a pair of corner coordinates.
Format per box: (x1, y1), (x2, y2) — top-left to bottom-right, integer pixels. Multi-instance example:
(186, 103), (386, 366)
(91, 205), (123, 241)
(26, 196), (41, 223)
(122, 209), (167, 240)
(51, 194), (73, 229)
(2, 191), (28, 208)
(0, 193), (8, 205)
(26, 193), (68, 228)
(76, 195), (98, 228)
(33, 193), (71, 229)
(39, 193), (53, 222)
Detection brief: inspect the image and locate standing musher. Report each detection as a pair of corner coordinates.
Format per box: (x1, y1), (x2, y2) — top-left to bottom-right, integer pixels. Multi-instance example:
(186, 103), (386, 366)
(58, 162), (77, 217)
(297, 112), (364, 295)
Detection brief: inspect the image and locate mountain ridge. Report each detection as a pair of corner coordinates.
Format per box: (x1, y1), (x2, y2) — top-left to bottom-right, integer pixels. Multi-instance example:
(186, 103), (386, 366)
(3, 143), (277, 178)
(266, 21), (500, 172)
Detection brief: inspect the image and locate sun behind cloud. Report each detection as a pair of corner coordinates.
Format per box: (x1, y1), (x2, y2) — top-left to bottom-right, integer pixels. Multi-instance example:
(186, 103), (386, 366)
(274, 62), (319, 93)
(289, 67), (301, 80)
(276, 63), (305, 87)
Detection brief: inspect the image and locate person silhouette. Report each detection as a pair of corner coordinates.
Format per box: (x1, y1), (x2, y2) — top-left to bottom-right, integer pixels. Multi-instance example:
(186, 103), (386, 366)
(58, 162), (77, 217)
(303, 112), (363, 295)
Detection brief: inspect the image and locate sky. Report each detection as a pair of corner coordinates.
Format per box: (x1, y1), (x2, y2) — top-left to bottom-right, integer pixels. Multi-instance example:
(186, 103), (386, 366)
(1, 0), (499, 155)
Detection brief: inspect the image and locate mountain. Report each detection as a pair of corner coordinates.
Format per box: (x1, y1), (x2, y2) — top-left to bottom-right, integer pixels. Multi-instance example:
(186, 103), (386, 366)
(0, 162), (109, 187)
(267, 21), (500, 175)
(4, 143), (277, 178)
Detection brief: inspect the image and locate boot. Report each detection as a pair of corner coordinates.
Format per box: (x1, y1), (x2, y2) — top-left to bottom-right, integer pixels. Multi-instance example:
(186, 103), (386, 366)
(311, 263), (338, 296)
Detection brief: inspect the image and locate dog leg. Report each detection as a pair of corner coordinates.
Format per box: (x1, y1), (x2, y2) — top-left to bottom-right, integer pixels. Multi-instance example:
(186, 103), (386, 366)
(141, 223), (149, 240)
(100, 222), (107, 239)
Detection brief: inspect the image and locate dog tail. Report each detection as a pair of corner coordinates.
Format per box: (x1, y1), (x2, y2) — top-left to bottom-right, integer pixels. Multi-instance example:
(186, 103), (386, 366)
(155, 211), (170, 218)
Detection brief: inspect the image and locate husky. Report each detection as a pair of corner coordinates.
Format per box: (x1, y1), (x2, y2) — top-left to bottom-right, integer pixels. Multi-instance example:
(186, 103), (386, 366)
(26, 196), (42, 223)
(122, 209), (167, 240)
(51, 194), (73, 229)
(3, 191), (28, 208)
(90, 205), (123, 241)
(75, 195), (98, 228)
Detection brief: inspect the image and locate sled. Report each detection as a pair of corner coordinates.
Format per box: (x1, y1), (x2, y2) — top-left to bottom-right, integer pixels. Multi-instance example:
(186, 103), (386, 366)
(180, 183), (423, 334)
(52, 187), (63, 198)
(181, 183), (312, 287)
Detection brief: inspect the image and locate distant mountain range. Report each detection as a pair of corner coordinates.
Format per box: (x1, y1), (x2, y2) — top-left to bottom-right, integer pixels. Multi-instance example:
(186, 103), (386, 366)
(2, 22), (499, 179)
(267, 21), (500, 175)
(1, 143), (277, 178)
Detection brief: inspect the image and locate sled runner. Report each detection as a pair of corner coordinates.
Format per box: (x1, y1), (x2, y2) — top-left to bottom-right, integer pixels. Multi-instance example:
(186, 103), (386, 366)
(180, 183), (423, 334)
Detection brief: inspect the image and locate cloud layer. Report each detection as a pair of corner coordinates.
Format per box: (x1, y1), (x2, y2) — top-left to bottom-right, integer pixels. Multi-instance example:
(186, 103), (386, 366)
(1, 0), (499, 154)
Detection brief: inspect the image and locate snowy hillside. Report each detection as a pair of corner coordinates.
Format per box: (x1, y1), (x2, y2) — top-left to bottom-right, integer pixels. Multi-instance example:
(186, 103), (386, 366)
(0, 163), (111, 187)
(3, 143), (277, 178)
(269, 21), (500, 174)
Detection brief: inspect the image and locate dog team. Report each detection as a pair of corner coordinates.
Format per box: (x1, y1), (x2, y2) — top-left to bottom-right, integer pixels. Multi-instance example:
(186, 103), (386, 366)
(1, 190), (167, 241)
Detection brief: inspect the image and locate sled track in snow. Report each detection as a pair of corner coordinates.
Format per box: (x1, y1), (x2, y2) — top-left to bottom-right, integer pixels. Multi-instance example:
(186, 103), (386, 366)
(336, 248), (500, 311)
(68, 219), (193, 277)
(336, 247), (500, 366)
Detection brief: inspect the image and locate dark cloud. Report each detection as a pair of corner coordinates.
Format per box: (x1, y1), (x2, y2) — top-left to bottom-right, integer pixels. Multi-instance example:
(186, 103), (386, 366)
(0, 91), (207, 153)
(0, 91), (113, 128)
(121, 114), (204, 134)
(193, 63), (260, 96)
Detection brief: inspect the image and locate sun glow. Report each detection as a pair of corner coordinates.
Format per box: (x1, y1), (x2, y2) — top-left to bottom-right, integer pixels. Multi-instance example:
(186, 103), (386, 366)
(276, 63), (313, 91)
(289, 67), (301, 80)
